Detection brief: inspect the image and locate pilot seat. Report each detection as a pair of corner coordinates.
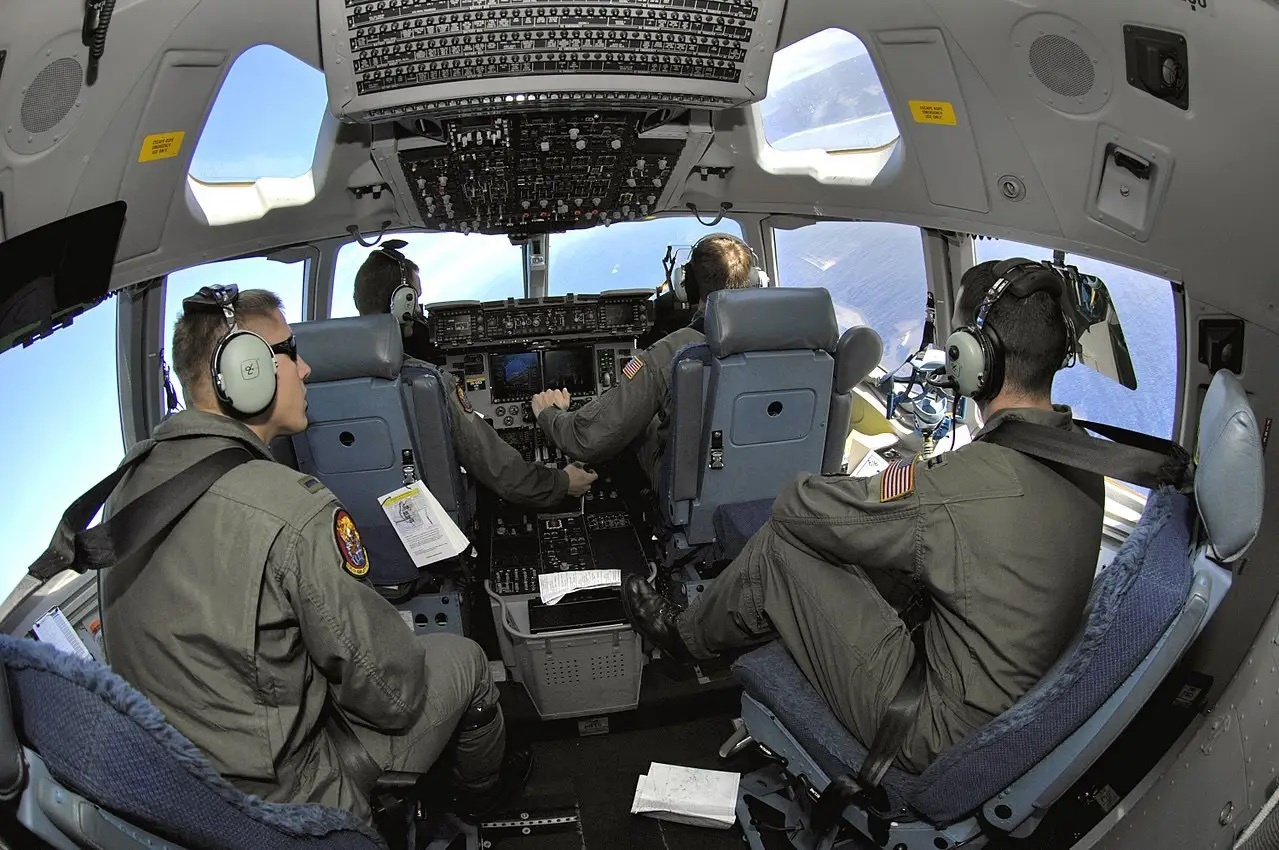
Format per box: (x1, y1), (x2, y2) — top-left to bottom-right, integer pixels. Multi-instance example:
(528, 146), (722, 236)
(656, 286), (882, 593)
(291, 314), (471, 629)
(714, 368), (1263, 849)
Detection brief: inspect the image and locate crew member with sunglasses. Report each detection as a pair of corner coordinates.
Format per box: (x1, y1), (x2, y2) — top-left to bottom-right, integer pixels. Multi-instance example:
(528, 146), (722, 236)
(97, 286), (522, 828)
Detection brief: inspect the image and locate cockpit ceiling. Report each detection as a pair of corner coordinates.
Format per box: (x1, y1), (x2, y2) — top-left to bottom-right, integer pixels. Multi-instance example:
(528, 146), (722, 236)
(0, 0), (1277, 330)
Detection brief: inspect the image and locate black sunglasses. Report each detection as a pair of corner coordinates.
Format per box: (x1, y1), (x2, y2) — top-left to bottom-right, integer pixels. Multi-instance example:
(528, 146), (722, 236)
(270, 335), (298, 361)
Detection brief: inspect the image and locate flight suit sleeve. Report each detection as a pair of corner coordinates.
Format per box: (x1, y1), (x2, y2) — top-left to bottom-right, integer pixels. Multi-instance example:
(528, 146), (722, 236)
(536, 348), (664, 463)
(446, 373), (569, 508)
(277, 503), (429, 733)
(768, 463), (924, 576)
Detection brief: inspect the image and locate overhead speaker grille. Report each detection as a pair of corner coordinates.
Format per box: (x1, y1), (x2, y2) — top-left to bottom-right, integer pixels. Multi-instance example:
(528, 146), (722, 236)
(1029, 34), (1095, 97)
(1012, 14), (1112, 115)
(20, 57), (82, 134)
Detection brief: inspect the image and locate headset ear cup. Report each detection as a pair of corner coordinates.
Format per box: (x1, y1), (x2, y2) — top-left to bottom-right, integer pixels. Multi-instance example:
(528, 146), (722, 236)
(214, 330), (278, 417)
(672, 263), (692, 303)
(390, 285), (418, 325)
(946, 328), (988, 399)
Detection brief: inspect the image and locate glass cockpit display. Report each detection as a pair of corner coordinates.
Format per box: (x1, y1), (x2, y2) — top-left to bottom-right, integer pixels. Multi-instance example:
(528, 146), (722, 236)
(542, 347), (595, 395)
(489, 351), (544, 402)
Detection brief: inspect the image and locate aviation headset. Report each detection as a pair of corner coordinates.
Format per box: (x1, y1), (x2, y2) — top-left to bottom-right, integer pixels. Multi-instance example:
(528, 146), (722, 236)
(182, 284), (288, 419)
(944, 258), (1076, 403)
(670, 232), (769, 303)
(375, 238), (420, 330)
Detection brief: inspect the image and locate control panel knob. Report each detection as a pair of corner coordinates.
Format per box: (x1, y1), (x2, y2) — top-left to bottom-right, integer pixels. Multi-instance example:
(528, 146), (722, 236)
(575, 139), (586, 150)
(610, 139), (622, 150)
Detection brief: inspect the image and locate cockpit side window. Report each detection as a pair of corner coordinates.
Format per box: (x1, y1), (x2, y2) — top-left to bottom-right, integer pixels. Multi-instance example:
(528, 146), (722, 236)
(0, 300), (124, 598)
(759, 28), (900, 153)
(162, 258), (307, 407)
(547, 216), (744, 296)
(974, 239), (1178, 440)
(331, 233), (525, 317)
(773, 221), (929, 371)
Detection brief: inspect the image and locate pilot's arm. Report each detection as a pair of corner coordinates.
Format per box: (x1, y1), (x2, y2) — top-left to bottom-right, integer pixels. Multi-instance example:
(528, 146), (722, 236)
(443, 372), (570, 508)
(533, 348), (664, 464)
(279, 503), (428, 732)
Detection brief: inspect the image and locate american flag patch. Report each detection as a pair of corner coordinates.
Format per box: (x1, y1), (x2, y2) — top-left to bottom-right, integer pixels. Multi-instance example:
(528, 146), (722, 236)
(622, 357), (644, 380)
(879, 459), (916, 503)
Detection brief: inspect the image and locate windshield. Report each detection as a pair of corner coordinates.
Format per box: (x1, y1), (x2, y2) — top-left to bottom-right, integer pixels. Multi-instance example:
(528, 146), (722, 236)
(549, 217), (744, 295)
(331, 232), (526, 317)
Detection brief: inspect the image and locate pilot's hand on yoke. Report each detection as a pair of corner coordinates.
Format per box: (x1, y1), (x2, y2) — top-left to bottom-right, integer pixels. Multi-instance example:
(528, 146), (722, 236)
(564, 462), (598, 496)
(531, 389), (571, 418)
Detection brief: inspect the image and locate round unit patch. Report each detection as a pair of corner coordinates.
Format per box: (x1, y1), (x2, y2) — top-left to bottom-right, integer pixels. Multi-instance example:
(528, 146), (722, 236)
(334, 509), (370, 577)
(455, 382), (474, 413)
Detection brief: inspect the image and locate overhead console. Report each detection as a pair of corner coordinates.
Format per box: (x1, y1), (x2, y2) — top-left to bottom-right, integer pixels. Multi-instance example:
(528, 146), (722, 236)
(323, 0), (785, 236)
(372, 111), (711, 235)
(318, 0), (786, 122)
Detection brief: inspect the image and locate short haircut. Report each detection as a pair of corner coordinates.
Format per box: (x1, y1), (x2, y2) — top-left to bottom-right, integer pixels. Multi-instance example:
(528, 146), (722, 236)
(354, 251), (419, 316)
(955, 260), (1068, 398)
(172, 288), (283, 407)
(688, 235), (755, 299)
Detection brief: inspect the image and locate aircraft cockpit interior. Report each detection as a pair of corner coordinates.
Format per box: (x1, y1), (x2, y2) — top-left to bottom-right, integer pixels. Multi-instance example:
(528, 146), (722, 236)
(0, 1), (1276, 849)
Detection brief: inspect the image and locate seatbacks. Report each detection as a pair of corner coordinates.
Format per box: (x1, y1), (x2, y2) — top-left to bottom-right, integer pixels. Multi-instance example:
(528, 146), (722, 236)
(910, 368), (1264, 829)
(0, 634), (384, 849)
(660, 288), (840, 545)
(292, 314), (465, 587)
(822, 326), (884, 473)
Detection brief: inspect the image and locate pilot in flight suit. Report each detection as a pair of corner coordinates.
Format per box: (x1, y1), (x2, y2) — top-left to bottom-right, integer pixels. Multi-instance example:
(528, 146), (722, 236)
(530, 232), (762, 484)
(622, 259), (1107, 773)
(353, 246), (596, 507)
(99, 287), (509, 824)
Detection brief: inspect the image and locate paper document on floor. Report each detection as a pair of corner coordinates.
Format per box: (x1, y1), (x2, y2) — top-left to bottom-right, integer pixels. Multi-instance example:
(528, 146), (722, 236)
(630, 762), (739, 829)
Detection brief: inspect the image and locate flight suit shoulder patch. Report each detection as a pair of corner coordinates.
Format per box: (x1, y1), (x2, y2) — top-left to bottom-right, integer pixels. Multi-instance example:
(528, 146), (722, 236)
(455, 382), (474, 413)
(333, 509), (370, 577)
(622, 356), (645, 380)
(880, 458), (917, 503)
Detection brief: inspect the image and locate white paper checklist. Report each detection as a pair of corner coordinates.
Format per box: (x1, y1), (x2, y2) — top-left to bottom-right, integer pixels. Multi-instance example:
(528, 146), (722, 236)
(378, 480), (469, 567)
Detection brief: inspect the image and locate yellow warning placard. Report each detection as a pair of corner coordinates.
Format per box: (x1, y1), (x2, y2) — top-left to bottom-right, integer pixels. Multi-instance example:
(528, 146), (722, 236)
(138, 131), (186, 163)
(908, 101), (958, 126)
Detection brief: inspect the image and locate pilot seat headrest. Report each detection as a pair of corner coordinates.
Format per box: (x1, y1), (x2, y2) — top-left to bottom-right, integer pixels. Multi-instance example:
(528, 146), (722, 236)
(705, 288), (839, 359)
(834, 326), (884, 393)
(293, 314), (404, 383)
(1194, 369), (1264, 562)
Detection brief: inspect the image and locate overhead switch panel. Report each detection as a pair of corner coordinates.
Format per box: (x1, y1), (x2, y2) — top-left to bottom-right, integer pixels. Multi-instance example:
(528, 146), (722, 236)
(320, 0), (786, 122)
(372, 109), (712, 237)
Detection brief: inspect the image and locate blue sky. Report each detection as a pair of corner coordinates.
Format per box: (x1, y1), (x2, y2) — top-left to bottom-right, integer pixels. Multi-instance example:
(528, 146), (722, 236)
(0, 34), (1177, 600)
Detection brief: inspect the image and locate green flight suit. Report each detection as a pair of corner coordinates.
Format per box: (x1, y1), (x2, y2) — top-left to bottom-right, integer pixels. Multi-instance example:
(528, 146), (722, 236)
(677, 405), (1105, 772)
(419, 360), (569, 508)
(536, 325), (705, 484)
(98, 410), (504, 823)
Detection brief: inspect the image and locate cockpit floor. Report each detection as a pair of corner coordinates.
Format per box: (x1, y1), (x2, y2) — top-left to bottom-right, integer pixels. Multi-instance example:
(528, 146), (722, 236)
(487, 711), (759, 849)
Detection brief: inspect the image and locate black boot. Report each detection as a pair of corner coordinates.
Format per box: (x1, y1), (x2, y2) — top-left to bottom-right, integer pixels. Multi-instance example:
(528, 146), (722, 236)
(621, 575), (696, 664)
(451, 741), (534, 824)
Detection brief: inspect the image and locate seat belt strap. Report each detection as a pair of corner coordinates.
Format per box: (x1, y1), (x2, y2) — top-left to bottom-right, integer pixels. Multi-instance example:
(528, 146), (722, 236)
(980, 418), (1194, 491)
(28, 447), (255, 580)
(812, 599), (929, 840)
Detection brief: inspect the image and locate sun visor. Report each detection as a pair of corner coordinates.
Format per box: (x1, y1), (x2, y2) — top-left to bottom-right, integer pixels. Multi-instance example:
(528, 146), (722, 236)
(0, 201), (126, 356)
(1052, 262), (1138, 390)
